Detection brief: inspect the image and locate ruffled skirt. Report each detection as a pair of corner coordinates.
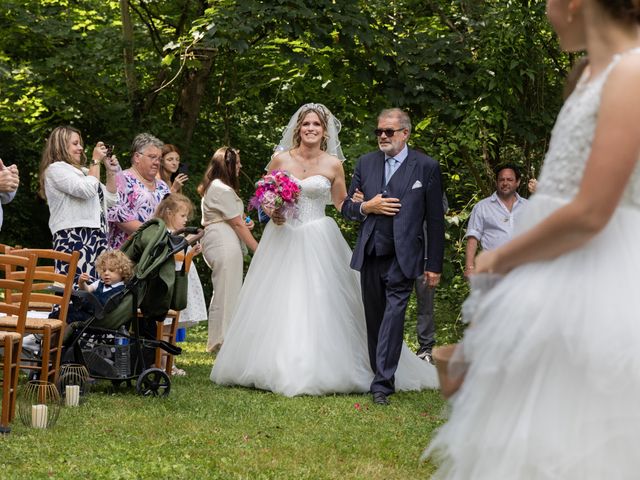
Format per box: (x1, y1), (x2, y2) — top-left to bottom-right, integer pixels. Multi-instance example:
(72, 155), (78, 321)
(426, 194), (640, 479)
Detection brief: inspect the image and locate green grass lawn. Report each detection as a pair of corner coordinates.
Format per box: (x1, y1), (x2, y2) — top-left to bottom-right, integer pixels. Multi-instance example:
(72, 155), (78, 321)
(0, 324), (449, 479)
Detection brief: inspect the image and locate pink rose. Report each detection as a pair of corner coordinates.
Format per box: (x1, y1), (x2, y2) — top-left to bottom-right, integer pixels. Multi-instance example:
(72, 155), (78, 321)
(280, 187), (293, 202)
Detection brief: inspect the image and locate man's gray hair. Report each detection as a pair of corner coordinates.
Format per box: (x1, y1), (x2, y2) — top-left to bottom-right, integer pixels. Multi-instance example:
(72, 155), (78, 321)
(131, 133), (164, 157)
(378, 108), (411, 134)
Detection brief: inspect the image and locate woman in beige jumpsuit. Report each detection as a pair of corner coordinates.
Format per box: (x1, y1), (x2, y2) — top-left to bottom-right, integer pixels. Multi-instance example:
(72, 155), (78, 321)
(198, 147), (258, 353)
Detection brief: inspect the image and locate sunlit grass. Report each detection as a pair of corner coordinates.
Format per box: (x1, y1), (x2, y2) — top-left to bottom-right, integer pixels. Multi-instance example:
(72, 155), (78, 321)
(1, 324), (448, 479)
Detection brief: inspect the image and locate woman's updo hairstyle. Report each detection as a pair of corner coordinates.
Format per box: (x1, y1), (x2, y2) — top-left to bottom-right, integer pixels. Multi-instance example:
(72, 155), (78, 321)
(197, 146), (240, 196)
(565, 0), (640, 98)
(598, 0), (640, 22)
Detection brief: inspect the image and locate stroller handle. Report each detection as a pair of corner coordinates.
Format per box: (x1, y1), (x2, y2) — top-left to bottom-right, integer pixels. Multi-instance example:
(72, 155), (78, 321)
(173, 227), (204, 246)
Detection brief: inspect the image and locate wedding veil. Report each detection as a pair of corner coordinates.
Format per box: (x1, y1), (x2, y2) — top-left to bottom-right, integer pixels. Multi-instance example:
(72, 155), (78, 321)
(273, 103), (345, 162)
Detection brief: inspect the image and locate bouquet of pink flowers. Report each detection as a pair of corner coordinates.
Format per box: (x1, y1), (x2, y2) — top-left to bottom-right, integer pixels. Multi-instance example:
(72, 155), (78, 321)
(249, 170), (301, 219)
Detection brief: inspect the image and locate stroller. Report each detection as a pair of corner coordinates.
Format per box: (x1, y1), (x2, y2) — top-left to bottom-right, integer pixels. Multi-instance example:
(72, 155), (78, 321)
(60, 219), (203, 397)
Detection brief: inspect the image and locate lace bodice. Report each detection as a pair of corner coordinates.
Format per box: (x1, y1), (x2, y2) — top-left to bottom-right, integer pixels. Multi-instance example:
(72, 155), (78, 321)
(292, 175), (331, 224)
(537, 49), (640, 209)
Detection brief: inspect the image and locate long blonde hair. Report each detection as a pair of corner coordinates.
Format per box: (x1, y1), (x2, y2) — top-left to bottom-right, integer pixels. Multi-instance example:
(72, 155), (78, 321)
(38, 126), (86, 199)
(154, 193), (194, 229)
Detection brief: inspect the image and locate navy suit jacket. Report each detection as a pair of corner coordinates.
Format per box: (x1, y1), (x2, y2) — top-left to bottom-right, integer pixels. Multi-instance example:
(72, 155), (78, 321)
(341, 148), (445, 279)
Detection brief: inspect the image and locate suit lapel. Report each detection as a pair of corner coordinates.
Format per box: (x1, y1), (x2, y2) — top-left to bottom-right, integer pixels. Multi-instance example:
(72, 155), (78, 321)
(369, 151), (385, 194)
(396, 149), (417, 199)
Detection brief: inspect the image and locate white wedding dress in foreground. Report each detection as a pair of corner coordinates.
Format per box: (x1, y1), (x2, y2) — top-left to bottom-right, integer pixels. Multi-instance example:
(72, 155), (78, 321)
(211, 174), (438, 396)
(426, 49), (640, 479)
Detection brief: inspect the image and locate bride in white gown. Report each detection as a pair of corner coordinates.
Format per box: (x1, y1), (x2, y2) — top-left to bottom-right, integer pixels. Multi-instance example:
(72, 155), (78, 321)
(210, 103), (438, 396)
(426, 1), (640, 478)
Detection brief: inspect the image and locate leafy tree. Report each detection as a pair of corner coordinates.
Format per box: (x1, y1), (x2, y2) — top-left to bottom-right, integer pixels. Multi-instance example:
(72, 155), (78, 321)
(0, 0), (570, 338)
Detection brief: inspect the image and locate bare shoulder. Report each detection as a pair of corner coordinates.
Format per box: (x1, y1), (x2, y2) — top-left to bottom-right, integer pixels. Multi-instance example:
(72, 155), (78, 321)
(323, 152), (343, 169)
(268, 150), (292, 171)
(600, 54), (640, 128)
(322, 153), (345, 181)
(604, 53), (640, 96)
(615, 50), (640, 71)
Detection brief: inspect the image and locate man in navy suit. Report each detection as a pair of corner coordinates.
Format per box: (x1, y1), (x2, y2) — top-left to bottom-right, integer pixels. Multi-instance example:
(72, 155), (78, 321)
(342, 108), (445, 405)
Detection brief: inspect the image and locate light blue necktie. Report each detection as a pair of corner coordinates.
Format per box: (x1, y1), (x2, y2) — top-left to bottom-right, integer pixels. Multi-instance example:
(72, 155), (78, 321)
(385, 157), (397, 185)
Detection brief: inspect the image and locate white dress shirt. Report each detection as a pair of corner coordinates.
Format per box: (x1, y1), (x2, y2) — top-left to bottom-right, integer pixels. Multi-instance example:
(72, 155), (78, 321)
(465, 192), (528, 251)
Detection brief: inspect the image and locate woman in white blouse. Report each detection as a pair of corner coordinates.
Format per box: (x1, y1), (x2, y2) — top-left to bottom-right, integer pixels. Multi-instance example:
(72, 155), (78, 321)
(197, 147), (258, 353)
(38, 126), (120, 281)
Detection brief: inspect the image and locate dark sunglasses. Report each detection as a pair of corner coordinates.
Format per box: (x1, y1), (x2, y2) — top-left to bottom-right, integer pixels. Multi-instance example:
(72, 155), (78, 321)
(374, 128), (404, 137)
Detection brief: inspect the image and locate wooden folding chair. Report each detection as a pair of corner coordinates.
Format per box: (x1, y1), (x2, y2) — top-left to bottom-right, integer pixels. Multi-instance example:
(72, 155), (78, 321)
(154, 249), (195, 376)
(1, 249), (80, 385)
(0, 253), (37, 433)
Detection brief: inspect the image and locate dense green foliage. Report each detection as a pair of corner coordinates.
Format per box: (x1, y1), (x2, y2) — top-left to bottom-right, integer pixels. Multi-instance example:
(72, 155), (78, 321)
(0, 0), (570, 336)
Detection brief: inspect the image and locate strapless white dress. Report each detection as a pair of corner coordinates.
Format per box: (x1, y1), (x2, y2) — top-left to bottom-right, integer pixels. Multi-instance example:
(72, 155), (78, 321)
(210, 174), (438, 396)
(426, 48), (640, 479)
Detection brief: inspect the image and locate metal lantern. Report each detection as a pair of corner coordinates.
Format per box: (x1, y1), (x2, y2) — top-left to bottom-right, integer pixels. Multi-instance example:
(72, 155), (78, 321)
(17, 380), (61, 429)
(58, 364), (91, 406)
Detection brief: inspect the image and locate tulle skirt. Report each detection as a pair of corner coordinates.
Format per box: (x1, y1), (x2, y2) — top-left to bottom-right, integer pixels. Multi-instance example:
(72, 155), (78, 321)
(174, 263), (207, 326)
(211, 216), (438, 397)
(426, 194), (640, 479)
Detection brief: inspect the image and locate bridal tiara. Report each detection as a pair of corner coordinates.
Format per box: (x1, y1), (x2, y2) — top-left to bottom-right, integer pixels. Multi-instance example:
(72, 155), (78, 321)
(299, 103), (332, 121)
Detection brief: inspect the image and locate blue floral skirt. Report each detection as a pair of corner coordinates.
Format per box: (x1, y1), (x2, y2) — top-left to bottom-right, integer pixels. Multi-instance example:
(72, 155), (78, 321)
(52, 227), (108, 282)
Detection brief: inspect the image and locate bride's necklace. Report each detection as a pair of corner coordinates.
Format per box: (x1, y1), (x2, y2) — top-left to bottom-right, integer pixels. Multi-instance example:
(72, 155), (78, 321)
(291, 149), (322, 174)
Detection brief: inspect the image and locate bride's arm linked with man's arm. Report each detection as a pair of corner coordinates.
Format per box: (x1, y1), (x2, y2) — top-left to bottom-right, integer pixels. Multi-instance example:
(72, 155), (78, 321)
(341, 158), (401, 221)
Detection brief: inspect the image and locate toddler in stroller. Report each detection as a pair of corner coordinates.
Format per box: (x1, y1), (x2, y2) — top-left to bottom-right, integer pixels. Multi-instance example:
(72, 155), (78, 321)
(73, 250), (135, 323)
(62, 218), (202, 396)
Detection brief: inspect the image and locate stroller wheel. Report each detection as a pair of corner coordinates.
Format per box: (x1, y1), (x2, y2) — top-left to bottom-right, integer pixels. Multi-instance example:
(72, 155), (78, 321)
(136, 368), (171, 397)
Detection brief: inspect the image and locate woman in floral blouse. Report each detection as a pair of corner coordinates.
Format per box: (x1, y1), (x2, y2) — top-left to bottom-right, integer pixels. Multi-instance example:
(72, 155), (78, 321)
(108, 133), (170, 250)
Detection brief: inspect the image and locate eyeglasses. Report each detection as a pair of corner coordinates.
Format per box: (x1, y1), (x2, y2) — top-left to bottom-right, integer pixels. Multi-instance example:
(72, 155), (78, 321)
(137, 152), (161, 162)
(374, 128), (404, 137)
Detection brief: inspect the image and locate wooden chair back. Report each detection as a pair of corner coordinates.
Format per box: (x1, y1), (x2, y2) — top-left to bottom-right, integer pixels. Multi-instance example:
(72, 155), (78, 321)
(0, 253), (38, 333)
(154, 248), (196, 375)
(176, 249), (195, 275)
(0, 252), (37, 431)
(7, 249), (80, 321)
(0, 244), (14, 278)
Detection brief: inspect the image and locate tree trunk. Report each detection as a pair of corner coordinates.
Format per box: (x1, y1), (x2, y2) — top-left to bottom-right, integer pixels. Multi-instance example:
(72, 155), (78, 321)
(119, 0), (138, 108)
(171, 48), (217, 154)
